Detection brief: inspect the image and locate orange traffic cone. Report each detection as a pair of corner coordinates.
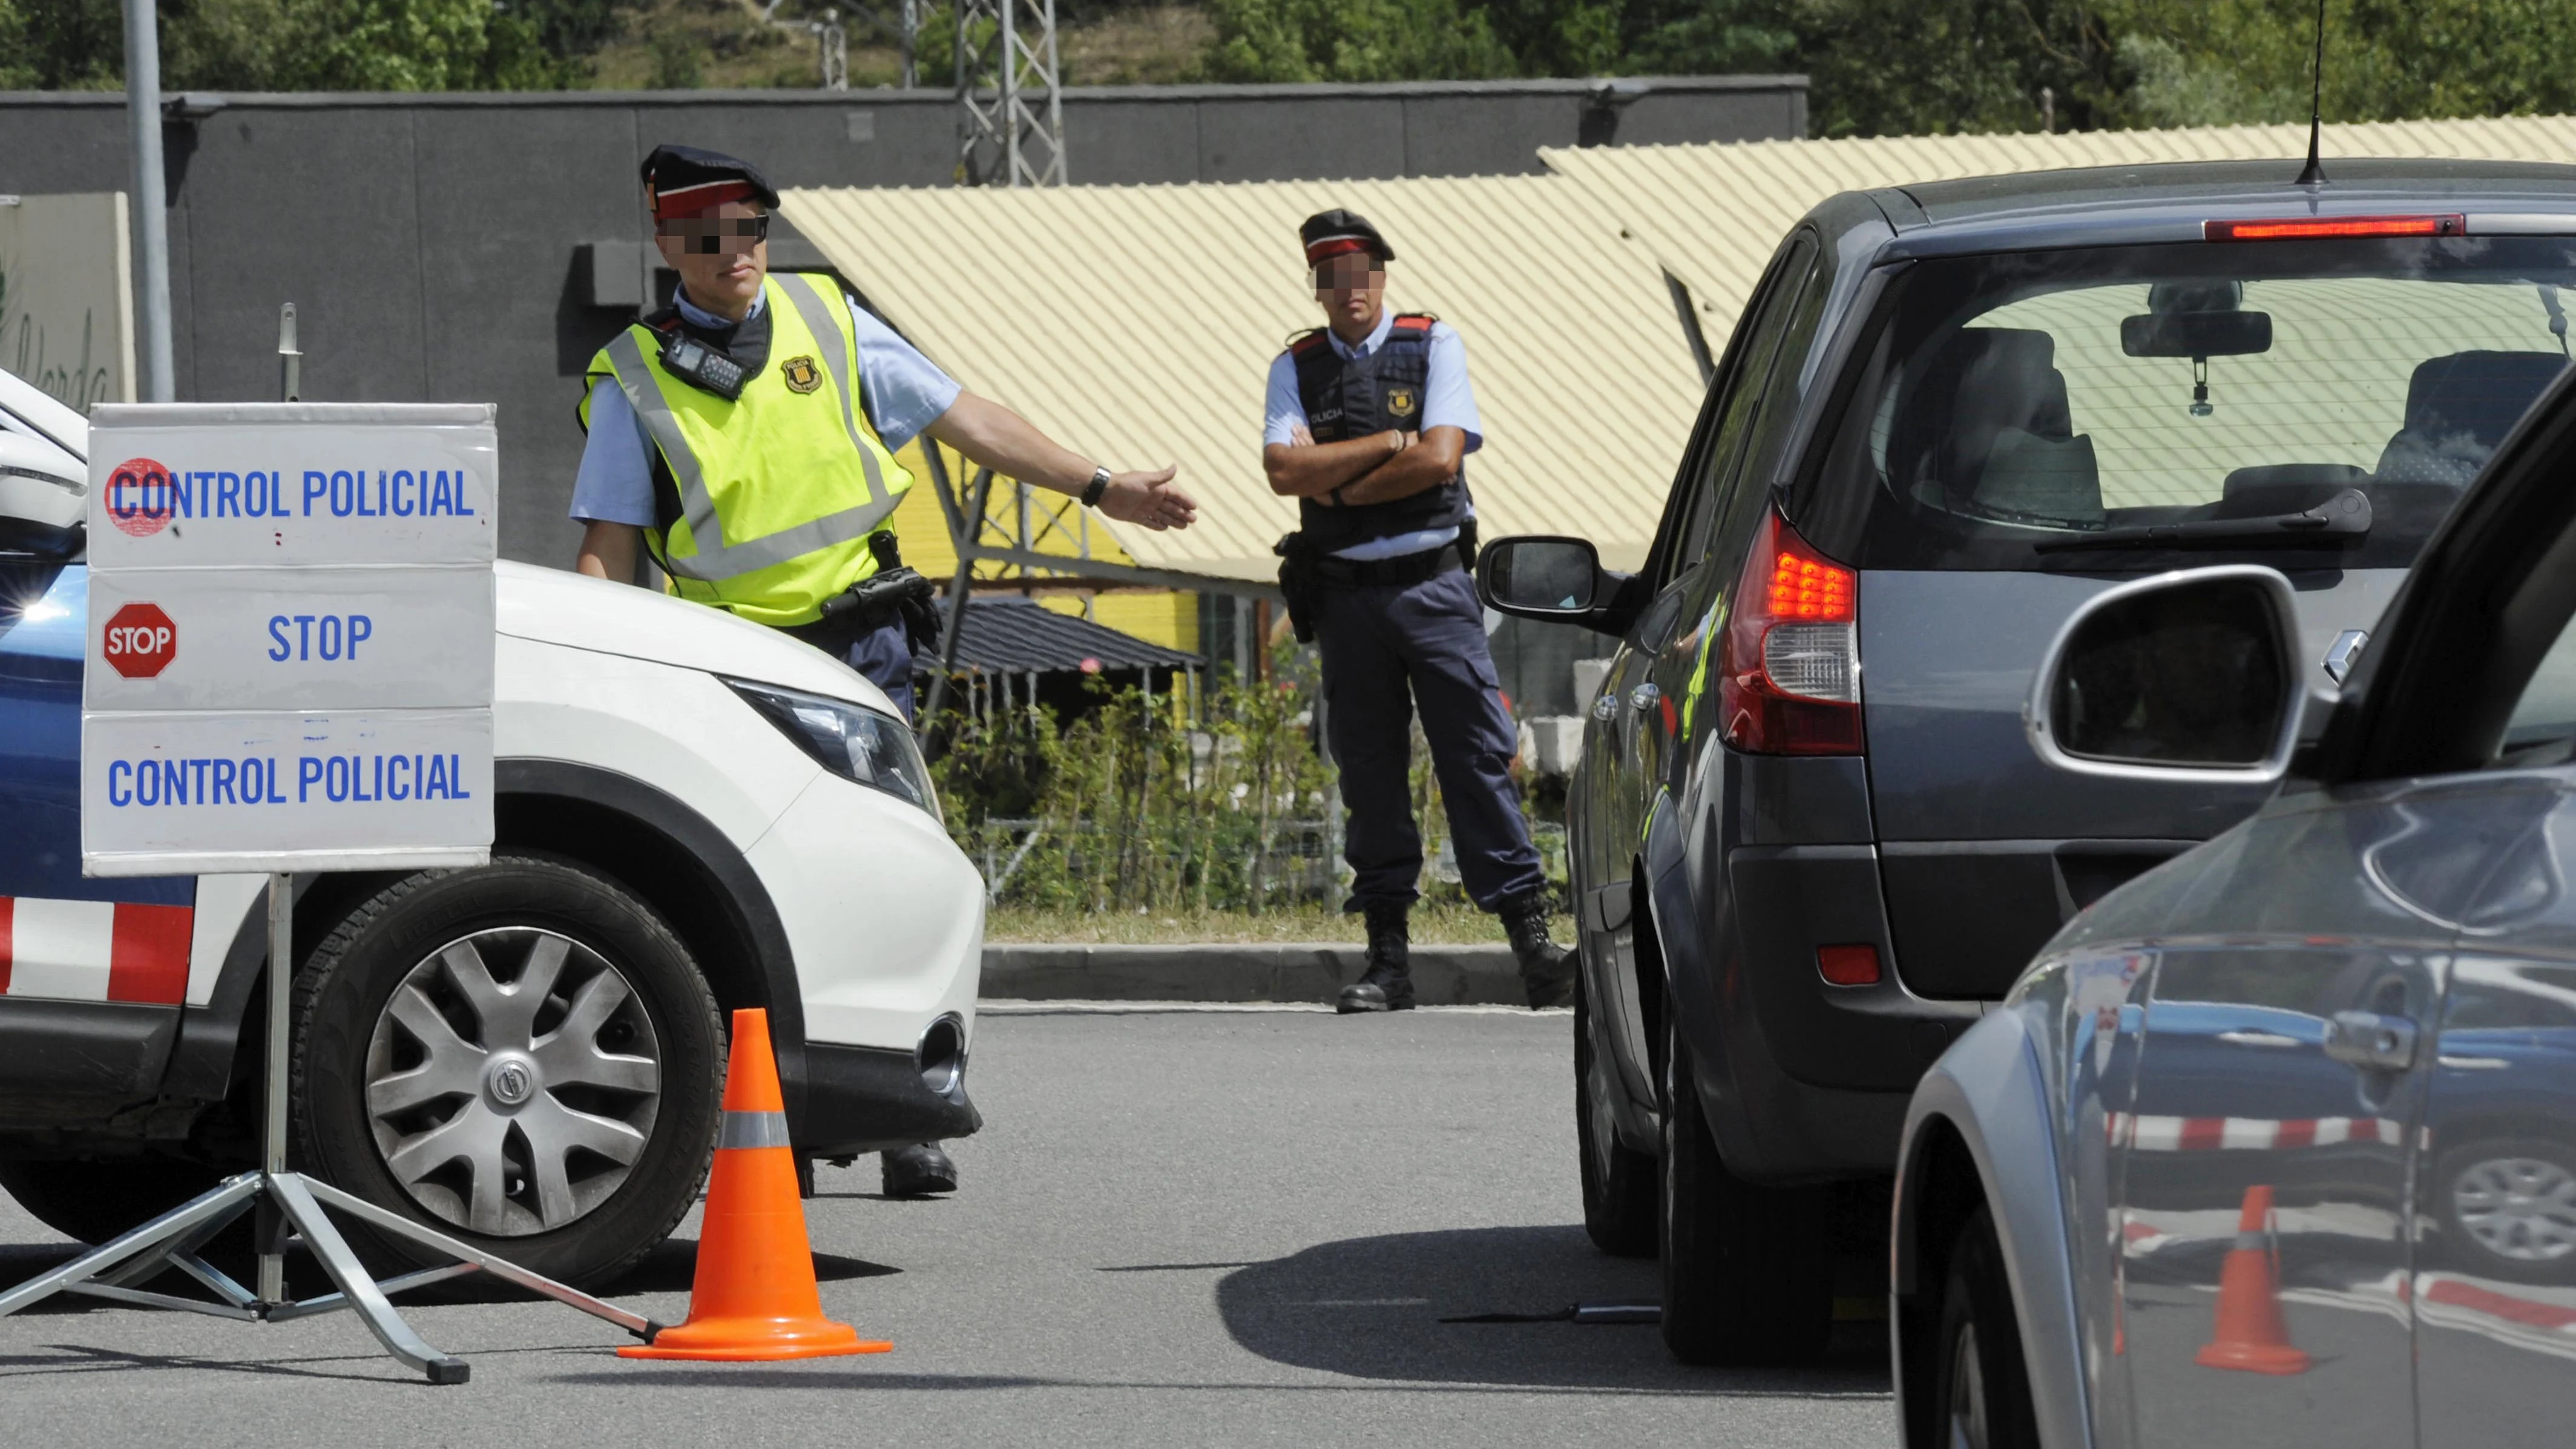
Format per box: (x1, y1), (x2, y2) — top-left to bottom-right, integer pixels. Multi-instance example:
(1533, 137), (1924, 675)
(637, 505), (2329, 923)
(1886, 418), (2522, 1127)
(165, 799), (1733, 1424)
(622, 1009), (891, 1361)
(2193, 1184), (2310, 1375)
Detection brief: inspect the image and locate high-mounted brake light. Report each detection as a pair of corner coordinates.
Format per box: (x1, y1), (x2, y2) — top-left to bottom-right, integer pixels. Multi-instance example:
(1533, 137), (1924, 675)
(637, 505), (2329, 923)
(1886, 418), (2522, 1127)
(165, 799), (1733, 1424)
(2205, 214), (2465, 242)
(1720, 510), (1862, 757)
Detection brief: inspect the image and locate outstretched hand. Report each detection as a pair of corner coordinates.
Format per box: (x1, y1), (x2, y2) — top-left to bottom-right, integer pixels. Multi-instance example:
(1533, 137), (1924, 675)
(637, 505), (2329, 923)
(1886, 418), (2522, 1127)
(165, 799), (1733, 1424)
(1099, 465), (1197, 531)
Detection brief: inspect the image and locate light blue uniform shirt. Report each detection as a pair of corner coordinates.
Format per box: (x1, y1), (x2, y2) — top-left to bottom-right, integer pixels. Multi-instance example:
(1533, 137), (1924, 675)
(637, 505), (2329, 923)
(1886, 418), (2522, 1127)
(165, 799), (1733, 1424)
(1263, 311), (1482, 561)
(570, 288), (964, 528)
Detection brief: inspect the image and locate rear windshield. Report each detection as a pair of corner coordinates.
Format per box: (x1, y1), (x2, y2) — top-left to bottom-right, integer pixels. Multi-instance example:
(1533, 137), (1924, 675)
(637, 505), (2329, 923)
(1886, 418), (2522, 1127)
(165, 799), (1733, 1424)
(1798, 237), (2576, 570)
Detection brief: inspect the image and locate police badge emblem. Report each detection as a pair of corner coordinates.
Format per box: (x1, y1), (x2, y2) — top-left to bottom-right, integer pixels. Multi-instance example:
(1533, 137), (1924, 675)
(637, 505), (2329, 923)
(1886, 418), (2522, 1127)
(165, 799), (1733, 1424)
(1387, 387), (1416, 416)
(782, 355), (823, 393)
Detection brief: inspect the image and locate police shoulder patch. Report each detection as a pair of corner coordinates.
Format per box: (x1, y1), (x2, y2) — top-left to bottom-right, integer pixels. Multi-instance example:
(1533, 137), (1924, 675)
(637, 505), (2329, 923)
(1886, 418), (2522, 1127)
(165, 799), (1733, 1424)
(781, 355), (822, 393)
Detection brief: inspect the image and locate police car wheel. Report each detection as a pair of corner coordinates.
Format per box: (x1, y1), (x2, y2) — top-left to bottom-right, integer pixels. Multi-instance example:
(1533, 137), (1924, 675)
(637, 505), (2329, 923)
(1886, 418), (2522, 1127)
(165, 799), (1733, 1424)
(294, 855), (723, 1290)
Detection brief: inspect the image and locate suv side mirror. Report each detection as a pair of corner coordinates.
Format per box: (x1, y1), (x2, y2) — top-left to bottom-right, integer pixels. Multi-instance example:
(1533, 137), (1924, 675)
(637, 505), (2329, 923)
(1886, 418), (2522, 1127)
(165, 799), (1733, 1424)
(1480, 535), (1602, 613)
(2025, 565), (2305, 783)
(1477, 535), (1638, 636)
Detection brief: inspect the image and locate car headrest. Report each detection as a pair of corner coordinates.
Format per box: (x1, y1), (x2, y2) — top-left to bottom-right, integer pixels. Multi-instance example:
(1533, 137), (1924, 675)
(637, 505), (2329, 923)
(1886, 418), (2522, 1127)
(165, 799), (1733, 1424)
(1894, 327), (2092, 514)
(2401, 350), (2569, 452)
(1936, 328), (2075, 449)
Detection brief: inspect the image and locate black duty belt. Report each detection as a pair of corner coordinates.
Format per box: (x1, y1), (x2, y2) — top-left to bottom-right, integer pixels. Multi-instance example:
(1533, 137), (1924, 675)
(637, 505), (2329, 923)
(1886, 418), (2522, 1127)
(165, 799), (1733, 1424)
(1312, 544), (1464, 590)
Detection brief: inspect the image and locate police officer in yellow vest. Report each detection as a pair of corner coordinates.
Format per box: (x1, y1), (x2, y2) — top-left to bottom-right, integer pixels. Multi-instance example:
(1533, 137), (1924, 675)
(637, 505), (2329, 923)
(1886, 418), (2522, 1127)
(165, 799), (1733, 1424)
(572, 145), (1197, 1194)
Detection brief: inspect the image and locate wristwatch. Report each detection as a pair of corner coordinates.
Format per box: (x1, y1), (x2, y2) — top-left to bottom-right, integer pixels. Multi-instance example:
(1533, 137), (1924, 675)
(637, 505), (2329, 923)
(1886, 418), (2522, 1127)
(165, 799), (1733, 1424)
(1080, 465), (1112, 508)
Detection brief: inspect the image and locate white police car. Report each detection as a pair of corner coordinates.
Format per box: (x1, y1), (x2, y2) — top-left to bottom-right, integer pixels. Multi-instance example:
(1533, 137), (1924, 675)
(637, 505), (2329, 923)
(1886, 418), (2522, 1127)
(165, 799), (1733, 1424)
(0, 367), (982, 1286)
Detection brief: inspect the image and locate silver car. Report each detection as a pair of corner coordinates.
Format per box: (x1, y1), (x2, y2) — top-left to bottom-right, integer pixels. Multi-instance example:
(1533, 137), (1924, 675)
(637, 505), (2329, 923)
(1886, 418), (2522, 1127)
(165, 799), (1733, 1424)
(1894, 361), (2576, 1445)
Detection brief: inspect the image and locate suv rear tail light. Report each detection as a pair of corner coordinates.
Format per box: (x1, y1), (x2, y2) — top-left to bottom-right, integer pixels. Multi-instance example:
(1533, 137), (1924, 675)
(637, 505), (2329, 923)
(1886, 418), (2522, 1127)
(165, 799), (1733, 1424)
(2205, 214), (2465, 242)
(1720, 510), (1862, 756)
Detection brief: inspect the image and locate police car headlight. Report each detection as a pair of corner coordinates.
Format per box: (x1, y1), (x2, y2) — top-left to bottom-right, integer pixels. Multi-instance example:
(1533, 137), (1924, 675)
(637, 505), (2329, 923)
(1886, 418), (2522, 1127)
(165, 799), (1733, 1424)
(726, 678), (939, 820)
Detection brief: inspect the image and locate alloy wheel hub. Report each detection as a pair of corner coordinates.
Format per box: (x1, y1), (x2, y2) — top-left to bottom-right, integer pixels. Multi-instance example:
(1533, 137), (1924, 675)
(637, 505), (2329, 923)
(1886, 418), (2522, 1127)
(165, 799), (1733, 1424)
(2454, 1157), (2576, 1263)
(483, 1054), (539, 1108)
(363, 927), (662, 1238)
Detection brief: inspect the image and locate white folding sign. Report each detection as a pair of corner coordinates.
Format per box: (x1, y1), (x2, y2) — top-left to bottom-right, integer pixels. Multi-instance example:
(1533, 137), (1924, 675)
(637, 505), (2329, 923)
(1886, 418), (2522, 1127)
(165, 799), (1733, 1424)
(83, 408), (496, 567)
(81, 711), (494, 869)
(85, 566), (495, 712)
(82, 403), (498, 876)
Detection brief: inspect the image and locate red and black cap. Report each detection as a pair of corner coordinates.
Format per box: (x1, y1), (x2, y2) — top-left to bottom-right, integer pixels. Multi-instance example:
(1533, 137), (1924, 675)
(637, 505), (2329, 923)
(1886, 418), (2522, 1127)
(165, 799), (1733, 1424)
(642, 144), (781, 220)
(1301, 209), (1395, 266)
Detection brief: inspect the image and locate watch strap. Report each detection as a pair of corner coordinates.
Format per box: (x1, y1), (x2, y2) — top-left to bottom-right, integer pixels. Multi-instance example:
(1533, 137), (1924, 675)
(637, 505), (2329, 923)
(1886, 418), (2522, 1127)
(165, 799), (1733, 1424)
(1080, 465), (1111, 508)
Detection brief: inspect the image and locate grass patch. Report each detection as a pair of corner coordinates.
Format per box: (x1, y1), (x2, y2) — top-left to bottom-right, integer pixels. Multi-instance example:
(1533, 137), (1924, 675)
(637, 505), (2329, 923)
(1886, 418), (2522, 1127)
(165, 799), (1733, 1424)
(984, 902), (1573, 945)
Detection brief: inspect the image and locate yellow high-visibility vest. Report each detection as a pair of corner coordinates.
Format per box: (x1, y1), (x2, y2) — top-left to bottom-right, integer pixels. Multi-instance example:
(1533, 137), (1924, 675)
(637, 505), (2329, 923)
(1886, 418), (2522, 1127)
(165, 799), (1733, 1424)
(583, 272), (915, 627)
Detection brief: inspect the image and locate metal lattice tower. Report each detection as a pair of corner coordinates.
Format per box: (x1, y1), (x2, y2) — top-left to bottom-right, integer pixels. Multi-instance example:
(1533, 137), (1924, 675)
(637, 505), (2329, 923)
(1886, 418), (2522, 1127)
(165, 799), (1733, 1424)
(954, 0), (1065, 186)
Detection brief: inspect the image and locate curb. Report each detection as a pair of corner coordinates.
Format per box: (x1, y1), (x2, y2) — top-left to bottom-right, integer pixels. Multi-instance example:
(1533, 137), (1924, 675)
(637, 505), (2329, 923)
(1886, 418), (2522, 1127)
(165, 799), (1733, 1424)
(979, 942), (1526, 1006)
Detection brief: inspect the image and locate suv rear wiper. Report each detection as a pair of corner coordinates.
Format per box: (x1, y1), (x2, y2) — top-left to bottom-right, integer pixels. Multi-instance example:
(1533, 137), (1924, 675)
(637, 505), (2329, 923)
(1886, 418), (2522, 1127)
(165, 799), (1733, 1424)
(2034, 487), (2371, 553)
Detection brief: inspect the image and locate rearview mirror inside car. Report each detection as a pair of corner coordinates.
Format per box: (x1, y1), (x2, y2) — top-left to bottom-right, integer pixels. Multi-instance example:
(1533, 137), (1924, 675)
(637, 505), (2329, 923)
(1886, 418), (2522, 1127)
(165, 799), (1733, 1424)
(2120, 309), (2275, 358)
(2025, 565), (2304, 783)
(1478, 536), (1603, 615)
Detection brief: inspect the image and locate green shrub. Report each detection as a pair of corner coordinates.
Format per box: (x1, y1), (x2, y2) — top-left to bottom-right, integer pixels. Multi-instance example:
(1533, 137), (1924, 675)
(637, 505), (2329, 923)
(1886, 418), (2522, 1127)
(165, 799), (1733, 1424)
(934, 644), (1564, 916)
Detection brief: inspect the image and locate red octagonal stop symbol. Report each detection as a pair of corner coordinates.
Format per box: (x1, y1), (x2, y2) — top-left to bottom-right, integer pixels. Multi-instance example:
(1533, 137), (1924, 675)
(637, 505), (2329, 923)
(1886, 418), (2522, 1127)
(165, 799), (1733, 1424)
(104, 602), (178, 679)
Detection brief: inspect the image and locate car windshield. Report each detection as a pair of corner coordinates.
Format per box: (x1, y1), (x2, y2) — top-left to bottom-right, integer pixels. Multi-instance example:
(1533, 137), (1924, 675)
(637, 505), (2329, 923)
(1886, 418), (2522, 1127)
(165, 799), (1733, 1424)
(1806, 236), (2576, 570)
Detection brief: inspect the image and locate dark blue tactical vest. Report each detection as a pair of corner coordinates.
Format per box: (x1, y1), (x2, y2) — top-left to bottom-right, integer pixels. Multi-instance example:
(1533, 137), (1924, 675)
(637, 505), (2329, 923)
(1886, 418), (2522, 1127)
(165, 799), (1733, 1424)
(1287, 314), (1471, 553)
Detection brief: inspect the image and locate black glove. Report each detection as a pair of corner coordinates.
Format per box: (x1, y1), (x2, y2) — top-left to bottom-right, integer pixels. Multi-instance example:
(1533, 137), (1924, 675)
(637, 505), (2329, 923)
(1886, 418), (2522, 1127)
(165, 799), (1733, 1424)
(898, 585), (945, 656)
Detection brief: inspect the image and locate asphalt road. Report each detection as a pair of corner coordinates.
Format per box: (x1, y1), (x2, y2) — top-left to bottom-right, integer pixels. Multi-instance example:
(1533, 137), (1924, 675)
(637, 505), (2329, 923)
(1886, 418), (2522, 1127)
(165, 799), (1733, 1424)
(0, 1005), (1896, 1447)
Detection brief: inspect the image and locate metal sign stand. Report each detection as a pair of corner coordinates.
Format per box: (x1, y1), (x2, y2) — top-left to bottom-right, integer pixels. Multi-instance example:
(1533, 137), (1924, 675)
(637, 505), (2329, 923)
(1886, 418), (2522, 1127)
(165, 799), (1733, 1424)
(0, 309), (663, 1382)
(0, 873), (662, 1381)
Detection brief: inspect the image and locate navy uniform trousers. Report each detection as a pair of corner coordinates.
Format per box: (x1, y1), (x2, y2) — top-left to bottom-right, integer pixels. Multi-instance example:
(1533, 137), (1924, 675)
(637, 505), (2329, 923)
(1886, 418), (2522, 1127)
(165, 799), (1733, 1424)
(771, 615), (915, 717)
(844, 620), (916, 721)
(1314, 561), (1546, 911)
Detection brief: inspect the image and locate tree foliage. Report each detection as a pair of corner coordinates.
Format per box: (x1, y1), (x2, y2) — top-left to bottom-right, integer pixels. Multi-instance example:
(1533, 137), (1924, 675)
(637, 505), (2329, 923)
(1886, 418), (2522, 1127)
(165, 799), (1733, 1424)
(0, 0), (610, 91)
(10, 0), (2576, 123)
(1611, 0), (2576, 137)
(1201, 0), (1517, 82)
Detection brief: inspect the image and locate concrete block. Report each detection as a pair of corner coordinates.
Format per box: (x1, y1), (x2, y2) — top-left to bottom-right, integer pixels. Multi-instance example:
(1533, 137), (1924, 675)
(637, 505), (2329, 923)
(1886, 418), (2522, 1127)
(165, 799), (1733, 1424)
(1571, 657), (1612, 711)
(1527, 715), (1582, 775)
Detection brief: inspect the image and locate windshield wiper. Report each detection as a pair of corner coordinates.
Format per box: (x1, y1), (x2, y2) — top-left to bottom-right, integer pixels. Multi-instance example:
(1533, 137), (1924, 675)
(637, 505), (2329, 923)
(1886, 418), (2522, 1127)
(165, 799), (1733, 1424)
(2034, 487), (2371, 553)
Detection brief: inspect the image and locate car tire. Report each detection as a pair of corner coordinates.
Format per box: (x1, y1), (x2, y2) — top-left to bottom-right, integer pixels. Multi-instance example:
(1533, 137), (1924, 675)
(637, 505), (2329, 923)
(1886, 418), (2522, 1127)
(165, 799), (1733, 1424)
(2431, 1137), (2576, 1284)
(1659, 992), (1833, 1365)
(1575, 963), (1657, 1258)
(1927, 1203), (2042, 1449)
(0, 1156), (225, 1247)
(294, 855), (723, 1290)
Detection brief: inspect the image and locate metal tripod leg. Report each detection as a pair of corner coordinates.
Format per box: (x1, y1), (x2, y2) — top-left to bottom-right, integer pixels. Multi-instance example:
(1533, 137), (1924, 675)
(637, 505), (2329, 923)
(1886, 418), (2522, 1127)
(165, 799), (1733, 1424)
(292, 1175), (657, 1339)
(0, 1174), (262, 1318)
(265, 1174), (470, 1384)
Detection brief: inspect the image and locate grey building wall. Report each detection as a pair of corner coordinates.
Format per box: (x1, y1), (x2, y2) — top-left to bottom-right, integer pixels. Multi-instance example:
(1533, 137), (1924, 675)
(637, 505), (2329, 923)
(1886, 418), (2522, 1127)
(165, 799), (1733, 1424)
(0, 77), (1799, 568)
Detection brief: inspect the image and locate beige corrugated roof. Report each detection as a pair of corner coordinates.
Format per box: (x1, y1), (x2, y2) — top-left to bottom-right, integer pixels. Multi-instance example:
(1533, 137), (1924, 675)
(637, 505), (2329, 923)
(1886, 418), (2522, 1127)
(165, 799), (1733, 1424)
(1542, 115), (2576, 350)
(783, 177), (1703, 581)
(792, 116), (2576, 584)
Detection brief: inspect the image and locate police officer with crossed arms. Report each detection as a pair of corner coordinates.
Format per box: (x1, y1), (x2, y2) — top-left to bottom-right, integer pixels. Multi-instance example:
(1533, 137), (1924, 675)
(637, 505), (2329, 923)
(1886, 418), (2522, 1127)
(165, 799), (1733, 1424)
(1266, 210), (1573, 1013)
(571, 145), (1197, 1192)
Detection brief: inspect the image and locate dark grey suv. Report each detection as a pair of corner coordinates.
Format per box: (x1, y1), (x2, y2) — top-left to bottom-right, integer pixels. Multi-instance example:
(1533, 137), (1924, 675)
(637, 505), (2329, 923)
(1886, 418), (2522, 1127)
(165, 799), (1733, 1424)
(1477, 159), (2576, 1364)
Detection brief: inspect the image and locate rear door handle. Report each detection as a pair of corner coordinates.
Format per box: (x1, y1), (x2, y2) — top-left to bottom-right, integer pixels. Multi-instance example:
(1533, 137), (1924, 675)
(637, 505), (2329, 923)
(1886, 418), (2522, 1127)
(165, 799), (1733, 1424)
(2323, 1011), (2418, 1071)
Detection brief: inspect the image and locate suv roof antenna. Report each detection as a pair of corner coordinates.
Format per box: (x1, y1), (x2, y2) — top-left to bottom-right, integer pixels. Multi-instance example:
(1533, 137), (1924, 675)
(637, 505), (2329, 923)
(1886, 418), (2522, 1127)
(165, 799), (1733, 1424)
(2296, 0), (2328, 186)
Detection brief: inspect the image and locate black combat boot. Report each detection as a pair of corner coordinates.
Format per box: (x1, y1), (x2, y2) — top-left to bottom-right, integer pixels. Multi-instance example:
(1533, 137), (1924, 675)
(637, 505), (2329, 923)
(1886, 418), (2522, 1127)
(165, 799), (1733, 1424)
(882, 1141), (959, 1197)
(1501, 889), (1575, 1009)
(1338, 900), (1416, 1013)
